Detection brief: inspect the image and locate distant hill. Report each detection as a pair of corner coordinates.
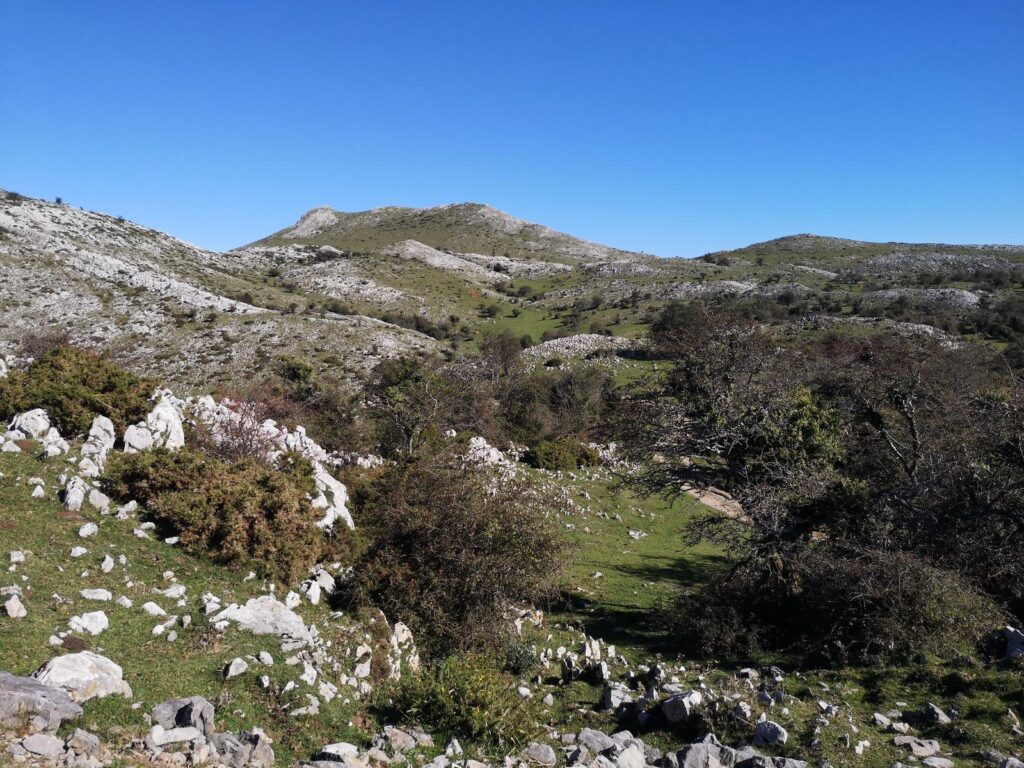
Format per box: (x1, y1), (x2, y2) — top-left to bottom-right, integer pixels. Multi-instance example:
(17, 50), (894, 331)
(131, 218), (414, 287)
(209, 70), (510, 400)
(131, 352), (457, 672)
(2, 188), (1021, 392)
(251, 202), (653, 265)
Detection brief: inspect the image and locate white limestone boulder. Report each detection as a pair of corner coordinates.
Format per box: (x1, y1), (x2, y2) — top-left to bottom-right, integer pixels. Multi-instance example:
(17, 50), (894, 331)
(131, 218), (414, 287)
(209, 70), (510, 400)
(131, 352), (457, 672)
(32, 652), (132, 702)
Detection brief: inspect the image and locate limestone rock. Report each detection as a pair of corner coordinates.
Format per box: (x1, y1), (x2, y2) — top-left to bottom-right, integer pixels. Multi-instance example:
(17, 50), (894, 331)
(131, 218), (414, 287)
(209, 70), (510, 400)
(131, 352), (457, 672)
(152, 695), (215, 736)
(211, 595), (312, 645)
(32, 651), (132, 702)
(21, 732), (65, 757)
(0, 672), (83, 732)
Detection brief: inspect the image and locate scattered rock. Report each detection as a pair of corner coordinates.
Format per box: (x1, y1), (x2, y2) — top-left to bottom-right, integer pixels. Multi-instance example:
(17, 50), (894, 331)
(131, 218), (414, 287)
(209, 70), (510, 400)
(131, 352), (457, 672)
(32, 651), (133, 702)
(0, 671), (83, 732)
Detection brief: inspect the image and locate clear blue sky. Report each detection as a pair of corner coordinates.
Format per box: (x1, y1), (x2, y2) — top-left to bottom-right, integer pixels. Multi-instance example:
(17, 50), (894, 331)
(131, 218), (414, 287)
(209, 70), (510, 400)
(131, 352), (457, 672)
(2, 2), (1022, 255)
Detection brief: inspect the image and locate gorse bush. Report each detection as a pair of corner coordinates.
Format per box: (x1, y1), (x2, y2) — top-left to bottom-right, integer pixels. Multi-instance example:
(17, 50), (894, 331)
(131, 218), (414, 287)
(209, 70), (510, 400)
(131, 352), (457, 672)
(103, 448), (345, 583)
(349, 451), (566, 658)
(392, 653), (538, 751)
(0, 346), (154, 436)
(527, 437), (599, 471)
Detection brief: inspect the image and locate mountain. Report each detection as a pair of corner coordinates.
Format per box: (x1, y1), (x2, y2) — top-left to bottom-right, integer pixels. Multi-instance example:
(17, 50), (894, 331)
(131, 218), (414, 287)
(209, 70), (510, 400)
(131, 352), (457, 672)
(2, 188), (1021, 393)
(252, 202), (653, 264)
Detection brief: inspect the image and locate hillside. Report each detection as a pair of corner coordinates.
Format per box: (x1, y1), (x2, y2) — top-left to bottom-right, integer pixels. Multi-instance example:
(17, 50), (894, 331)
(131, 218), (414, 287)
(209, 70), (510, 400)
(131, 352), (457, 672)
(0, 191), (437, 388)
(2, 188), (1022, 396)
(252, 203), (653, 265)
(2, 350), (1022, 768)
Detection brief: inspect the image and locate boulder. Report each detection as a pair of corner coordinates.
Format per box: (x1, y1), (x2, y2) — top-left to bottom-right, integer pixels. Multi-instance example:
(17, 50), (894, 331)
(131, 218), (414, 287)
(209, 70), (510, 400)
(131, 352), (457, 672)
(925, 702), (952, 725)
(0, 672), (83, 732)
(754, 720), (788, 746)
(32, 651), (132, 702)
(21, 732), (65, 758)
(152, 695), (215, 736)
(1004, 626), (1024, 660)
(209, 730), (275, 767)
(225, 658), (249, 678)
(123, 424), (154, 453)
(211, 595), (312, 645)
(377, 726), (417, 752)
(69, 610), (109, 636)
(578, 728), (616, 754)
(894, 735), (941, 758)
(522, 743), (557, 765)
(11, 409), (51, 439)
(4, 594), (27, 618)
(65, 477), (88, 512)
(663, 689), (703, 723)
(147, 723), (204, 747)
(316, 742), (360, 761)
(600, 681), (633, 712)
(146, 393), (185, 450)
(65, 728), (100, 755)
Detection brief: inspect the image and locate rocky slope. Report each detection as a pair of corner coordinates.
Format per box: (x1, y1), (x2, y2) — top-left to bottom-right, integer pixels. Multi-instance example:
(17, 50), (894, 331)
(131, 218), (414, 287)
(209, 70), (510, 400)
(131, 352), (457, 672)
(2, 189), (1021, 398)
(0, 191), (436, 388)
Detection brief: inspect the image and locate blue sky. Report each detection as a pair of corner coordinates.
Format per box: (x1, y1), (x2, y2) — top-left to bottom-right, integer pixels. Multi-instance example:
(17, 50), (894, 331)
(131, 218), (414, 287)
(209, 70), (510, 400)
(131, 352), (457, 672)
(2, 2), (1021, 255)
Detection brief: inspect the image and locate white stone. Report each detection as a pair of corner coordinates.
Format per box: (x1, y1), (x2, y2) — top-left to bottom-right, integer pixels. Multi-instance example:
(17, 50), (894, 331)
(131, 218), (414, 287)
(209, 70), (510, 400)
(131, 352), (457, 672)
(65, 478), (87, 513)
(225, 658), (249, 679)
(211, 595), (311, 645)
(33, 651), (132, 702)
(11, 409), (51, 439)
(4, 594), (27, 618)
(69, 611), (108, 636)
(78, 522), (98, 538)
(87, 489), (109, 512)
(80, 589), (112, 601)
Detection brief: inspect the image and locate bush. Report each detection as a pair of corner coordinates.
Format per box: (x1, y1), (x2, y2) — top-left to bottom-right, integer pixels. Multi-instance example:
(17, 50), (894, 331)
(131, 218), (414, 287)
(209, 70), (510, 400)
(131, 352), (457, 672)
(391, 653), (538, 750)
(0, 346), (154, 436)
(349, 452), (566, 658)
(527, 437), (599, 471)
(503, 641), (539, 676)
(668, 548), (1004, 664)
(102, 448), (344, 583)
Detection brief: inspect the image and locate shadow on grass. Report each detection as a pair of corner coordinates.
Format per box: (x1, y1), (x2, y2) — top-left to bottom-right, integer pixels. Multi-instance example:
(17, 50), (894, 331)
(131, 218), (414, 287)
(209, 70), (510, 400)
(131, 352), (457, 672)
(553, 550), (730, 655)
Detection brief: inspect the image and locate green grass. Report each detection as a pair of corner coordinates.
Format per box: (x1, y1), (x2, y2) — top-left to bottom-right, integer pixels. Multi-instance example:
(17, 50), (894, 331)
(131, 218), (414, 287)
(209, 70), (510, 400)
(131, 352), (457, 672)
(5, 448), (1023, 767)
(0, 451), (370, 763)
(545, 470), (725, 657)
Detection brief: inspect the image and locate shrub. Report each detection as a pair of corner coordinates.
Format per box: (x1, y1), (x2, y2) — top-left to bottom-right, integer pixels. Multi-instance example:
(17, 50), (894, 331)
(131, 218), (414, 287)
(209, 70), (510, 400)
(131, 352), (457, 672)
(668, 548), (1003, 664)
(102, 448), (344, 583)
(527, 437), (599, 471)
(503, 641), (539, 676)
(391, 653), (538, 750)
(0, 346), (154, 436)
(18, 329), (71, 358)
(349, 452), (566, 658)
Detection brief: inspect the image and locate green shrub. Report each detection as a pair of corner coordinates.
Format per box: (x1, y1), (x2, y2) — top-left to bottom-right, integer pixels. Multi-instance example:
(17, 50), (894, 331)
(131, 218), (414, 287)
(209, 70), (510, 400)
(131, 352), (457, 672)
(392, 653), (538, 751)
(527, 437), (599, 471)
(503, 641), (539, 677)
(349, 452), (566, 658)
(0, 346), (154, 436)
(668, 548), (1004, 664)
(102, 448), (344, 583)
